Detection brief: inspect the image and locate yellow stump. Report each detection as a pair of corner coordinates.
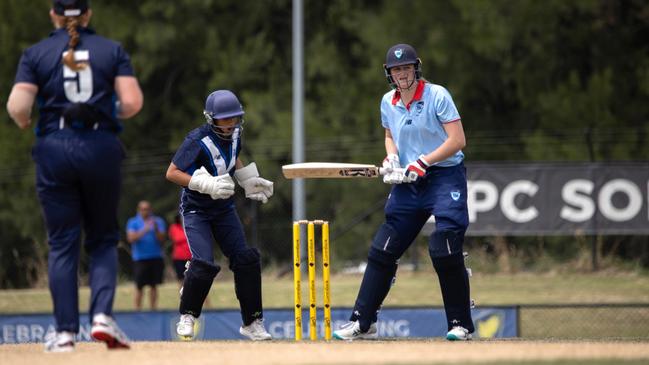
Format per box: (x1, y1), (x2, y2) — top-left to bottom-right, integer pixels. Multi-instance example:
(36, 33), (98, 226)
(292, 222), (302, 341)
(322, 221), (331, 340)
(307, 222), (317, 341)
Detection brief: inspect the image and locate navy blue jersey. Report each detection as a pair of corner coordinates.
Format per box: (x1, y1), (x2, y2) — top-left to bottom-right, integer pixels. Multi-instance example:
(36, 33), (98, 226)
(172, 124), (242, 211)
(14, 27), (134, 136)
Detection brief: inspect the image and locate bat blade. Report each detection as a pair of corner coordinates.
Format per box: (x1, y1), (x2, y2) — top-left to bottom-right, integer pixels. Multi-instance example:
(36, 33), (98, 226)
(282, 162), (384, 179)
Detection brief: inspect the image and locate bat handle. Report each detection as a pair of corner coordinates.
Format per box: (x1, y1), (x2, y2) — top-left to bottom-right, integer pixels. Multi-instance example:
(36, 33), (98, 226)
(379, 167), (405, 176)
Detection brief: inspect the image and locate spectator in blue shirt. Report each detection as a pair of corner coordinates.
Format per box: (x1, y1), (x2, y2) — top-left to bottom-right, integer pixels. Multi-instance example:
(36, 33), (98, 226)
(126, 200), (167, 310)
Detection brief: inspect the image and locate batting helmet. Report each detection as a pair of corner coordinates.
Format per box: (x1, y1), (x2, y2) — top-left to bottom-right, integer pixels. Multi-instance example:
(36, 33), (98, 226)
(53, 0), (89, 16)
(203, 90), (245, 139)
(383, 43), (422, 89)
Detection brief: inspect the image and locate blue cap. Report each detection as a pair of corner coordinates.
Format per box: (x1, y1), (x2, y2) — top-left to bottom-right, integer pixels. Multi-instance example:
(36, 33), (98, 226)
(204, 90), (244, 120)
(53, 0), (89, 16)
(385, 43), (418, 69)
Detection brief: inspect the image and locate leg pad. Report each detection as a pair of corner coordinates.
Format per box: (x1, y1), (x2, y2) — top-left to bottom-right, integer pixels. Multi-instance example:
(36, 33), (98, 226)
(179, 259), (220, 317)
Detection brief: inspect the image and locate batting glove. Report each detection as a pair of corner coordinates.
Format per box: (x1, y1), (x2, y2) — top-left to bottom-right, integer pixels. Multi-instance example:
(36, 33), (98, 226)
(382, 153), (404, 184)
(234, 162), (274, 204)
(404, 155), (431, 183)
(188, 166), (236, 200)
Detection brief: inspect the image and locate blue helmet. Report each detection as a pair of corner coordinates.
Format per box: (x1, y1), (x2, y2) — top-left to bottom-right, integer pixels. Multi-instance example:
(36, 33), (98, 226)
(203, 90), (244, 120)
(203, 90), (245, 140)
(383, 43), (422, 89)
(53, 0), (89, 16)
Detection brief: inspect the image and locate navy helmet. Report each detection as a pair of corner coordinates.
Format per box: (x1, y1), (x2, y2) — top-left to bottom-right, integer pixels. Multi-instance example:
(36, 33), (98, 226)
(203, 90), (245, 139)
(53, 0), (89, 16)
(383, 43), (422, 89)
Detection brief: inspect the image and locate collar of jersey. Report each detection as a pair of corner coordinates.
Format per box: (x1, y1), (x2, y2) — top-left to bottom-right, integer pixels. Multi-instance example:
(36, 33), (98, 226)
(391, 80), (425, 110)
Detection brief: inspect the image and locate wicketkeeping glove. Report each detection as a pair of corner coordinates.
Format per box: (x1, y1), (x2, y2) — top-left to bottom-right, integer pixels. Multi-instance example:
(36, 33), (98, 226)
(188, 166), (236, 200)
(382, 153), (404, 184)
(234, 162), (274, 204)
(404, 155), (432, 183)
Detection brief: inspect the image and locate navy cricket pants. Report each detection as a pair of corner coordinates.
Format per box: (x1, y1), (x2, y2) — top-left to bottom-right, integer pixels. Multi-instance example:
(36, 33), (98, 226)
(182, 206), (249, 264)
(383, 163), (469, 257)
(33, 129), (124, 333)
(352, 163), (470, 330)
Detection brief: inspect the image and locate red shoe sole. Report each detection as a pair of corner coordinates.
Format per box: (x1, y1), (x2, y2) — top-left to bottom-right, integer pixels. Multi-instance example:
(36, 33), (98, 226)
(91, 331), (130, 349)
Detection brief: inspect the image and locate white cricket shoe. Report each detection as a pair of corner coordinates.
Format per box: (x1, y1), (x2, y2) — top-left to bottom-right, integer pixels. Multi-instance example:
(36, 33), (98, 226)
(91, 313), (130, 349)
(446, 326), (472, 341)
(177, 313), (197, 339)
(332, 321), (378, 341)
(239, 318), (272, 341)
(44, 331), (75, 353)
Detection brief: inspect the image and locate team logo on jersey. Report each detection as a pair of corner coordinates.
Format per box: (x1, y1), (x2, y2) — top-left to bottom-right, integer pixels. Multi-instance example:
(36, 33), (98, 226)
(395, 48), (403, 59)
(415, 101), (424, 115)
(451, 191), (461, 201)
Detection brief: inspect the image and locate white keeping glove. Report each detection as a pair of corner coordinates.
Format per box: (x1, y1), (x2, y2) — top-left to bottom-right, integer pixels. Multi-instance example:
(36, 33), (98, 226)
(382, 154), (405, 184)
(234, 162), (274, 204)
(188, 166), (235, 200)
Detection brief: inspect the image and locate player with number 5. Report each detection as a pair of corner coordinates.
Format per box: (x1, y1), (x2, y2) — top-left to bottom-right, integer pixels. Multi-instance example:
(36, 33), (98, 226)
(6, 0), (142, 352)
(333, 43), (474, 341)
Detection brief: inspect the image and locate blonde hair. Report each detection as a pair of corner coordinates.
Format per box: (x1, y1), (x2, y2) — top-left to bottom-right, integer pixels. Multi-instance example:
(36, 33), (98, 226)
(62, 16), (86, 71)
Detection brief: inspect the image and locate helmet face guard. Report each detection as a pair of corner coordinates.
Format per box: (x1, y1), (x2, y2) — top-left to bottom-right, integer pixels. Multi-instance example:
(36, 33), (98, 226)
(203, 90), (245, 140)
(204, 112), (244, 140)
(384, 59), (422, 90)
(383, 43), (422, 89)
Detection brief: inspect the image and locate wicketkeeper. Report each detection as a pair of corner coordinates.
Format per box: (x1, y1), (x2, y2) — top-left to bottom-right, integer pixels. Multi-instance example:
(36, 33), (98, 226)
(166, 89), (273, 341)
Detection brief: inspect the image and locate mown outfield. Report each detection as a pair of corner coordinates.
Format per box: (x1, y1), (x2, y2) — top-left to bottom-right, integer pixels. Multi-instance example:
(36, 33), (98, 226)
(1, 270), (649, 313)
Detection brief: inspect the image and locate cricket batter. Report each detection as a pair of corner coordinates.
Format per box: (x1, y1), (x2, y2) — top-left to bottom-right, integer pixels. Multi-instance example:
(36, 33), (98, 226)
(333, 43), (474, 341)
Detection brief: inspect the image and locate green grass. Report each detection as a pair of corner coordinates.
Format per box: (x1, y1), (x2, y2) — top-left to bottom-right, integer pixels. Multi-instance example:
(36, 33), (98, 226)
(1, 269), (648, 314)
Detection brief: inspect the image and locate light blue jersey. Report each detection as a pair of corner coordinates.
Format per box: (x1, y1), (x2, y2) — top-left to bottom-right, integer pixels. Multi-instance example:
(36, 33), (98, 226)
(380, 80), (464, 167)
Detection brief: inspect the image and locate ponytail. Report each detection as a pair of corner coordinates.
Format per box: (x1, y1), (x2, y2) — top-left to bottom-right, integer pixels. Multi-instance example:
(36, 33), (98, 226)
(62, 16), (86, 71)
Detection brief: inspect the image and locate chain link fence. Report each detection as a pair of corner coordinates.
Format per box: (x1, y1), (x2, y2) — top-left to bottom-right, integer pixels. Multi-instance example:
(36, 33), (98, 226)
(518, 304), (649, 339)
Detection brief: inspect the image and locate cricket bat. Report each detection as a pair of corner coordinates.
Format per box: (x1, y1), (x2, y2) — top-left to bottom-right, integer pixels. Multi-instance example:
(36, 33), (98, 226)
(282, 162), (403, 179)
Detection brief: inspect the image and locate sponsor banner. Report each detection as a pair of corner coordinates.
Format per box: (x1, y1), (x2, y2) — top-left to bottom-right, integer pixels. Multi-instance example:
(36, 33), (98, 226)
(0, 307), (516, 343)
(461, 162), (648, 235)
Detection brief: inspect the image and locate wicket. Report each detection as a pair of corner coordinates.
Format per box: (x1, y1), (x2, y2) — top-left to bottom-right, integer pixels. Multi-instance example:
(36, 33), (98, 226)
(292, 220), (331, 341)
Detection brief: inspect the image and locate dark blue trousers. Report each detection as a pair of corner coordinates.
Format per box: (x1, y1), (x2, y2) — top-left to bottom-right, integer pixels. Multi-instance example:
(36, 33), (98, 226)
(182, 206), (264, 324)
(182, 206), (248, 262)
(352, 163), (473, 332)
(33, 129), (124, 333)
(383, 163), (469, 256)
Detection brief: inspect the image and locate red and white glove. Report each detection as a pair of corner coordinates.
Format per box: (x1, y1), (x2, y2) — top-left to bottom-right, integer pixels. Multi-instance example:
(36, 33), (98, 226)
(234, 162), (274, 204)
(382, 153), (404, 184)
(404, 155), (432, 183)
(188, 166), (236, 200)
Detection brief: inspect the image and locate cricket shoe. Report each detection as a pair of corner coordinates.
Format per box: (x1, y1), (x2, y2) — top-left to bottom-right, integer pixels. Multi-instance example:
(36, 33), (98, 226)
(91, 313), (131, 349)
(332, 321), (378, 341)
(446, 326), (472, 341)
(177, 313), (197, 340)
(44, 331), (75, 353)
(239, 318), (272, 341)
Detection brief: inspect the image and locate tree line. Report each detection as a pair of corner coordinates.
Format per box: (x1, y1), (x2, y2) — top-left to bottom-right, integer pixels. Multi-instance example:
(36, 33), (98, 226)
(0, 0), (647, 287)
